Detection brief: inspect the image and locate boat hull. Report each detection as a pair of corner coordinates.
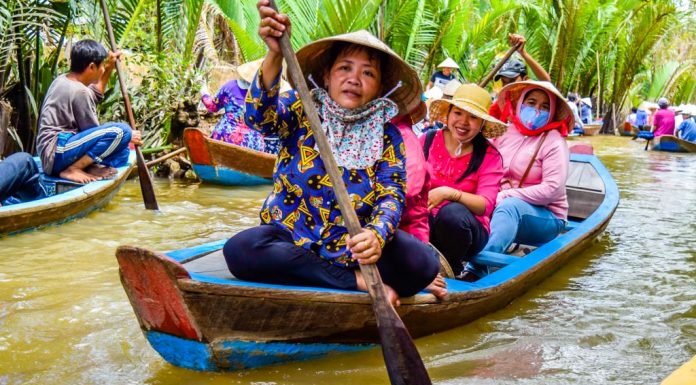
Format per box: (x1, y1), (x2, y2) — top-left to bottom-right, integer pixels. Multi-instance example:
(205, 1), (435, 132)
(0, 152), (134, 236)
(652, 135), (696, 153)
(117, 154), (619, 371)
(184, 128), (275, 186)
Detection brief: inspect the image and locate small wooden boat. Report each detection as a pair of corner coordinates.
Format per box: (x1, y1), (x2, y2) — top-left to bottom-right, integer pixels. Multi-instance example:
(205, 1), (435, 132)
(662, 354), (696, 385)
(582, 124), (602, 136)
(116, 152), (619, 372)
(651, 135), (696, 153)
(0, 152), (135, 236)
(183, 127), (275, 186)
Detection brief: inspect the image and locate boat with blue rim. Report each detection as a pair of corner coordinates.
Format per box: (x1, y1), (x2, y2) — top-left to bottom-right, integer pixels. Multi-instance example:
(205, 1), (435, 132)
(651, 134), (696, 153)
(115, 148), (619, 372)
(0, 151), (135, 236)
(183, 127), (275, 186)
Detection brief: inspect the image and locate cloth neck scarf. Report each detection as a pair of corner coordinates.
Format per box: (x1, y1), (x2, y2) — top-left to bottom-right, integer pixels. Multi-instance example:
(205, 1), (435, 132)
(312, 88), (399, 169)
(501, 98), (568, 137)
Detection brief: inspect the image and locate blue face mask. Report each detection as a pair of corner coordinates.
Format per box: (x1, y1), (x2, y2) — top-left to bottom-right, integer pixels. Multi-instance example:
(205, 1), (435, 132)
(519, 104), (550, 130)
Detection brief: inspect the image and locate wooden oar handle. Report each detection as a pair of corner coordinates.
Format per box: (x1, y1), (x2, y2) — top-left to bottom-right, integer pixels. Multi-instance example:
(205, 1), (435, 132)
(99, 0), (137, 130)
(478, 42), (523, 88)
(98, 0), (158, 210)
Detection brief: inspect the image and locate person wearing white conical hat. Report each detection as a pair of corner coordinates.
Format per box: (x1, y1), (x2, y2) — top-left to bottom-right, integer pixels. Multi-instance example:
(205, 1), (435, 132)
(224, 0), (448, 305)
(426, 57), (460, 91)
(676, 106), (696, 142)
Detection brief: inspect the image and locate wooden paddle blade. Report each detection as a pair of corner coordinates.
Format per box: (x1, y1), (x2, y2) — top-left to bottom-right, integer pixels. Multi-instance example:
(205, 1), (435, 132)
(370, 286), (432, 385)
(362, 264), (432, 384)
(134, 147), (158, 210)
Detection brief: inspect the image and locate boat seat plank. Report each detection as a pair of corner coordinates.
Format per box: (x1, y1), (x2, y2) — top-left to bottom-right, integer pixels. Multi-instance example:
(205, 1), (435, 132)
(183, 250), (235, 280)
(470, 251), (521, 268)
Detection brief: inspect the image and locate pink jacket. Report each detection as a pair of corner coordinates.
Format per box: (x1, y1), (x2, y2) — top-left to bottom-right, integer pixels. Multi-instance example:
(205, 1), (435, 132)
(392, 119), (430, 243)
(491, 125), (569, 220)
(421, 130), (504, 233)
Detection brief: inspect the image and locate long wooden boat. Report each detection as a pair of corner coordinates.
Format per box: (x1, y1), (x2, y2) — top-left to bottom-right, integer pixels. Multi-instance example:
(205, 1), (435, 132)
(116, 152), (619, 372)
(0, 151), (135, 236)
(662, 354), (696, 385)
(183, 127), (275, 186)
(651, 135), (696, 153)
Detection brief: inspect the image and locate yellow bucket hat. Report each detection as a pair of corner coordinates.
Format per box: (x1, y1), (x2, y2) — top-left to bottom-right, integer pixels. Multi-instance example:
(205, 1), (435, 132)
(429, 83), (507, 138)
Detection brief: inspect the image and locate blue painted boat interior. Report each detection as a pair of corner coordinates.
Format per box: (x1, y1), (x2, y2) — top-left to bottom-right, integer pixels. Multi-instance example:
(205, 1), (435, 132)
(192, 164), (272, 186)
(0, 151), (134, 214)
(166, 154), (619, 297)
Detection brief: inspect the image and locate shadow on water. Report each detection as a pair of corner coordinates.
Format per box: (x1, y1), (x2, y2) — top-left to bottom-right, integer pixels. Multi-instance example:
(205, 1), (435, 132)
(1, 136), (695, 385)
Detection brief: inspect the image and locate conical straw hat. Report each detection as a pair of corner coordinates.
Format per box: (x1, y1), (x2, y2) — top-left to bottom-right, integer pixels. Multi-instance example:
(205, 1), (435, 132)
(496, 80), (574, 127)
(437, 57), (460, 69)
(294, 30), (422, 116)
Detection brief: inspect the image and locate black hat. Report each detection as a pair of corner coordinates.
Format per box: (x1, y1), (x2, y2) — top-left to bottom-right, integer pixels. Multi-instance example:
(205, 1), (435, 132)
(494, 59), (527, 81)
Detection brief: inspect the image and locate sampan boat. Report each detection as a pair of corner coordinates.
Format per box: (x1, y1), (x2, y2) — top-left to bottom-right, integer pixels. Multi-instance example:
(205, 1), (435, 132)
(183, 127), (275, 186)
(0, 151), (134, 236)
(651, 134), (696, 153)
(116, 151), (619, 372)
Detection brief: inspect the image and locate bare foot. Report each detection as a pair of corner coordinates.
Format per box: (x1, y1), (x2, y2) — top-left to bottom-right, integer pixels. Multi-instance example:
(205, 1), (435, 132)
(85, 164), (116, 179)
(355, 270), (401, 307)
(59, 167), (96, 184)
(426, 273), (448, 300)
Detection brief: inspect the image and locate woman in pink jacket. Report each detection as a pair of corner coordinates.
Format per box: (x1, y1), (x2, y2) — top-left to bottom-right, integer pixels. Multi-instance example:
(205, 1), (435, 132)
(422, 84), (507, 276)
(463, 80), (573, 281)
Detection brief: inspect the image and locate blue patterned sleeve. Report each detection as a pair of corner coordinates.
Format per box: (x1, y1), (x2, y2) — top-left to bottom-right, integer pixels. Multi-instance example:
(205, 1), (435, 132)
(244, 69), (300, 139)
(365, 124), (407, 248)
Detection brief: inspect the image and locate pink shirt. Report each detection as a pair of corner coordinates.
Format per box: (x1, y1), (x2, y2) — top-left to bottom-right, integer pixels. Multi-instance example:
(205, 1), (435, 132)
(392, 119), (430, 243)
(653, 108), (675, 137)
(421, 130), (504, 233)
(491, 125), (569, 220)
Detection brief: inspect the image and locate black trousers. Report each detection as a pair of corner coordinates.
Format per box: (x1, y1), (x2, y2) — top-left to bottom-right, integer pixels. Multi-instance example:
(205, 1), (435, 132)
(223, 224), (439, 297)
(429, 202), (489, 275)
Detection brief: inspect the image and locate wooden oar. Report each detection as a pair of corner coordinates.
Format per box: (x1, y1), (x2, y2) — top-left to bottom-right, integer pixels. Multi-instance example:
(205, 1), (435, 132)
(145, 147), (187, 168)
(267, 1), (430, 384)
(478, 43), (523, 88)
(98, 0), (158, 210)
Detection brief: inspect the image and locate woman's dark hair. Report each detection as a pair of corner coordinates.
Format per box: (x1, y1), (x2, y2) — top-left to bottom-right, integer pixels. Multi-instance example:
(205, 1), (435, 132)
(70, 39), (108, 73)
(323, 42), (387, 86)
(457, 129), (492, 183)
(631, 107), (638, 113)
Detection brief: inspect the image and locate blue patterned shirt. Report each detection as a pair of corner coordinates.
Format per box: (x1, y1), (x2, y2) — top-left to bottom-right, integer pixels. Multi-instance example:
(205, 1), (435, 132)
(244, 70), (407, 267)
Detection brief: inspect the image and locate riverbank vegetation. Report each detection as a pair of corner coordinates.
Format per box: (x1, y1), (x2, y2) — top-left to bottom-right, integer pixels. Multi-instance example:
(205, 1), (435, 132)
(1, 0), (694, 155)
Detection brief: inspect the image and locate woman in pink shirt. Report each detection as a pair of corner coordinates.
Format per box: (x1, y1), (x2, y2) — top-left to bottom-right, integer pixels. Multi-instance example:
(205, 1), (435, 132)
(422, 83), (507, 276)
(463, 80), (573, 281)
(391, 102), (430, 243)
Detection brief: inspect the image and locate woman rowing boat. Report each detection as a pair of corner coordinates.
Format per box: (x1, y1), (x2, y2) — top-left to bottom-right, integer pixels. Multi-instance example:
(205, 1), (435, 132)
(223, 0), (446, 304)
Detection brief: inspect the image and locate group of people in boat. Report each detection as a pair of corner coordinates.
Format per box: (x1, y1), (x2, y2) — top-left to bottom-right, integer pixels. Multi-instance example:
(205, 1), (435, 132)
(2, 1), (585, 305)
(626, 99), (696, 142)
(219, 1), (575, 303)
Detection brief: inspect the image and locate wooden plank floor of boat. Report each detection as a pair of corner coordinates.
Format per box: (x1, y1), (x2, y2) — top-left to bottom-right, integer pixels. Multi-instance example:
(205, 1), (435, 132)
(183, 250), (235, 280)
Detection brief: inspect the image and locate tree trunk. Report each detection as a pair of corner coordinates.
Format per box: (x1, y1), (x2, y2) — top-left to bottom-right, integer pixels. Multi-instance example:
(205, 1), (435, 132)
(601, 104), (614, 134)
(0, 101), (12, 157)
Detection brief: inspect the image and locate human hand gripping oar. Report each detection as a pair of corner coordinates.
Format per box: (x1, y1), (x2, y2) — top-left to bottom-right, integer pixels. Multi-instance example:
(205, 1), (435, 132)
(266, 1), (431, 384)
(98, 0), (158, 210)
(478, 42), (523, 88)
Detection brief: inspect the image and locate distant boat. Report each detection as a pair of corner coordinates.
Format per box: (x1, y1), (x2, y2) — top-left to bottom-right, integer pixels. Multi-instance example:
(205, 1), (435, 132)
(0, 152), (134, 236)
(183, 128), (275, 186)
(115, 151), (619, 372)
(652, 135), (696, 153)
